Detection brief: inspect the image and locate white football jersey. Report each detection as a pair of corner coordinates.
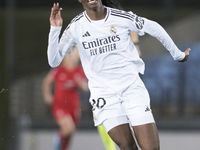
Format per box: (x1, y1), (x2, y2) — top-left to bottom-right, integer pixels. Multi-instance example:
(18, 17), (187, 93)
(48, 6), (185, 97)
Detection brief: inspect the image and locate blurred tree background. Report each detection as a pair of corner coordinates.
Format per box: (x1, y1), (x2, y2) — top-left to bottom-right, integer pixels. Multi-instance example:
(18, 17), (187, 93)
(0, 0), (200, 150)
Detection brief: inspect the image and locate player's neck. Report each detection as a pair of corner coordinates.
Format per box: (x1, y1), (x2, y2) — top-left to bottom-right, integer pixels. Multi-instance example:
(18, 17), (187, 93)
(86, 7), (107, 20)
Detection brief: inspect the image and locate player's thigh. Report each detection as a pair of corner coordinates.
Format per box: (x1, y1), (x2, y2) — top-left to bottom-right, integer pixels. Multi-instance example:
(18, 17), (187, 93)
(102, 117), (138, 150)
(132, 123), (160, 150)
(108, 123), (136, 148)
(57, 115), (76, 135)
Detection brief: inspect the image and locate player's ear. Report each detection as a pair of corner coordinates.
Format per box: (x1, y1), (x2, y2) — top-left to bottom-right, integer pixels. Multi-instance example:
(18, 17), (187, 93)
(78, 0), (83, 3)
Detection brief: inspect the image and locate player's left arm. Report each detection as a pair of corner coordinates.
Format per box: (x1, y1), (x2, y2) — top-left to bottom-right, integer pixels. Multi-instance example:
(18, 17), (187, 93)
(127, 12), (191, 62)
(141, 18), (191, 62)
(178, 48), (190, 62)
(142, 18), (190, 61)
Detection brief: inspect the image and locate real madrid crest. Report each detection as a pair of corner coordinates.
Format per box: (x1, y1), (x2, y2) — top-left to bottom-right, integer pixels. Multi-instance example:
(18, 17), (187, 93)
(110, 26), (117, 35)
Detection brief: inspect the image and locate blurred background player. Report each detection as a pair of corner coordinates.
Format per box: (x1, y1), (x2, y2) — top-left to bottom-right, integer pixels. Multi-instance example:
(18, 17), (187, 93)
(42, 45), (88, 150)
(131, 31), (141, 57)
(97, 31), (140, 150)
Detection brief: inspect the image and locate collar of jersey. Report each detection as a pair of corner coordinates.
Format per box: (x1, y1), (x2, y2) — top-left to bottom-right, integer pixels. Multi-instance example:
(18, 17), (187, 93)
(84, 6), (110, 23)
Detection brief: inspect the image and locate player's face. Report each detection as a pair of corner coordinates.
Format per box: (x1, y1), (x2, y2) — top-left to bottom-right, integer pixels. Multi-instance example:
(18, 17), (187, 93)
(78, 0), (103, 11)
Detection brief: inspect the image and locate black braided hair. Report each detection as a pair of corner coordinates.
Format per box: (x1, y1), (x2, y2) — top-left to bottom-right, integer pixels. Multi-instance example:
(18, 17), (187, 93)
(102, 0), (123, 9)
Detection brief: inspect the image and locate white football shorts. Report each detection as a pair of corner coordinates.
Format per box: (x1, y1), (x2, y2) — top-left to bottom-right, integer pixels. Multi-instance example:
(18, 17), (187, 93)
(90, 78), (155, 132)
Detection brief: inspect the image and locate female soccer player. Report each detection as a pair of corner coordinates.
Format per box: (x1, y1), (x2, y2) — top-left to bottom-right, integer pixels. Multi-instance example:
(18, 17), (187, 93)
(43, 45), (88, 150)
(47, 1), (190, 149)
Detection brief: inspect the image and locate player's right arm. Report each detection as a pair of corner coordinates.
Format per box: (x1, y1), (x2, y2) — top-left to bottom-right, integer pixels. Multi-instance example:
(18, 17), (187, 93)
(47, 3), (76, 68)
(50, 3), (63, 27)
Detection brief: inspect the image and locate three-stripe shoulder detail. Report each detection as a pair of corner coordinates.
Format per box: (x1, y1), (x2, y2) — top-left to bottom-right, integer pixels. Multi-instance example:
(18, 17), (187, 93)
(67, 13), (84, 29)
(110, 9), (135, 22)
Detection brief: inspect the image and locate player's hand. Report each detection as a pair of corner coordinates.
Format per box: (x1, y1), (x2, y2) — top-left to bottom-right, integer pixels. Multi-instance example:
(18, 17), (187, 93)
(179, 48), (191, 62)
(50, 3), (63, 26)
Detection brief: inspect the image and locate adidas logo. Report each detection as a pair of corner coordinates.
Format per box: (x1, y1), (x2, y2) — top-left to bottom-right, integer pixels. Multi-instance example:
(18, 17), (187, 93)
(82, 31), (91, 37)
(145, 106), (150, 112)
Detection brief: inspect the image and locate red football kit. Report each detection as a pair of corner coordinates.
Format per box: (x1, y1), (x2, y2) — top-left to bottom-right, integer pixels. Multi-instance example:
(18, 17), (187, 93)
(50, 66), (85, 124)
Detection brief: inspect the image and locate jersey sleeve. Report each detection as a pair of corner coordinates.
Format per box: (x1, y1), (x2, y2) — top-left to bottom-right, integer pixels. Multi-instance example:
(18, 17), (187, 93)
(127, 11), (185, 61)
(47, 23), (76, 68)
(126, 11), (145, 36)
